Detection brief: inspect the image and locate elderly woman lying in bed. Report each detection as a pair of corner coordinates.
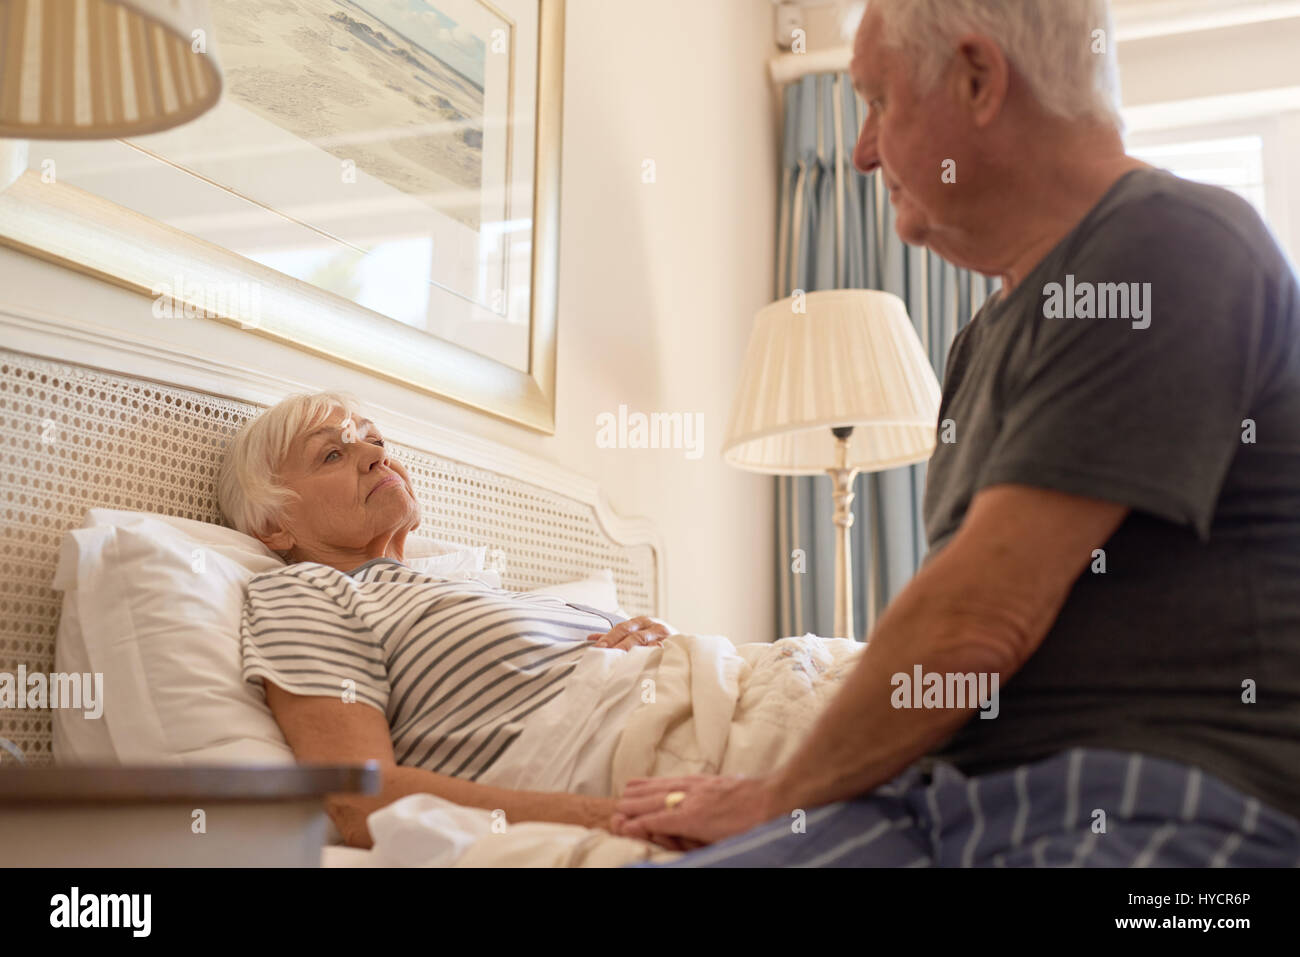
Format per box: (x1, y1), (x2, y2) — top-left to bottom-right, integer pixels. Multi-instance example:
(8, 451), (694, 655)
(219, 391), (801, 852)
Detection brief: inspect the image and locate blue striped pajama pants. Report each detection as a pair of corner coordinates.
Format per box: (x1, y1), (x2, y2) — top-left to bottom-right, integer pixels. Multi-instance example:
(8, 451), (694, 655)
(625, 748), (1300, 867)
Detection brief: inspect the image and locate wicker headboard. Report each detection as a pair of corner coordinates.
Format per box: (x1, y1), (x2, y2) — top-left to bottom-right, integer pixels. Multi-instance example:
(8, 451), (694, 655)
(0, 347), (661, 767)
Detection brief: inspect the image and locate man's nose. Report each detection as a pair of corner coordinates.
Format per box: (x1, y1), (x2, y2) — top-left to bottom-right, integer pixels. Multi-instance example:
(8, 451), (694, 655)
(854, 121), (880, 175)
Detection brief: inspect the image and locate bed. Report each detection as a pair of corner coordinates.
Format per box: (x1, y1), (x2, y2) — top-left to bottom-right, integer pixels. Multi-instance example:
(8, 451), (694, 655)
(0, 345), (677, 866)
(0, 342), (866, 868)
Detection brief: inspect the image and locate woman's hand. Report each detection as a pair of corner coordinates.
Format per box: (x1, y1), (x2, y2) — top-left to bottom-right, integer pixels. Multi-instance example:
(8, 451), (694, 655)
(582, 795), (620, 831)
(587, 616), (672, 651)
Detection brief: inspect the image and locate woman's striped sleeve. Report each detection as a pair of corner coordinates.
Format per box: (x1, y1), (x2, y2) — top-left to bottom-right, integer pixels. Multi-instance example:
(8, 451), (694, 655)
(240, 568), (389, 717)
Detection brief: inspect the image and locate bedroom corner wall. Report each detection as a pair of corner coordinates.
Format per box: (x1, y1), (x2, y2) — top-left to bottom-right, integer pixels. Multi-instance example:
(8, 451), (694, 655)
(0, 0), (780, 640)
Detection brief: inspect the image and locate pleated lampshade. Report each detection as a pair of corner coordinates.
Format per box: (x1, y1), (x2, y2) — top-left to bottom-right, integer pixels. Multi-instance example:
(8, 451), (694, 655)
(723, 289), (942, 474)
(0, 0), (223, 139)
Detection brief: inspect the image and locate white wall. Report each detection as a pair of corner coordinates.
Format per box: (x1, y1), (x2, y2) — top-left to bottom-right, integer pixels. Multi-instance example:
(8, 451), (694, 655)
(1117, 16), (1300, 106)
(0, 0), (780, 640)
(1278, 112), (1300, 266)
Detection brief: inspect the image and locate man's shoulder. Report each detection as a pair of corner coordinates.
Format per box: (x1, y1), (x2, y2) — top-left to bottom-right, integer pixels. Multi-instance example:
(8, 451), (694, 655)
(1089, 167), (1280, 266)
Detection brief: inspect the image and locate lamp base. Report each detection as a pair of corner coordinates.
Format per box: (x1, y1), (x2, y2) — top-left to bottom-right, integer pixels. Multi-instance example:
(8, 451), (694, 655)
(828, 429), (858, 640)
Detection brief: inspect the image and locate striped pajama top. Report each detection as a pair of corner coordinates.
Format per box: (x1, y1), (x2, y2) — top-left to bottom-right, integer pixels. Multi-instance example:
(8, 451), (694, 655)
(240, 557), (626, 781)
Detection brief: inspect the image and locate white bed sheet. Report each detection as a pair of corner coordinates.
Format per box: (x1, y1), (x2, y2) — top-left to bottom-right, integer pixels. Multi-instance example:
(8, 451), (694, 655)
(477, 639), (665, 795)
(347, 632), (863, 867)
(318, 643), (668, 867)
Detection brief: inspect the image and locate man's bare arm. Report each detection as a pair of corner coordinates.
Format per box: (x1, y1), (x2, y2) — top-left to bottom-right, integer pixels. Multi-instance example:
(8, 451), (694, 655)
(763, 483), (1129, 816)
(264, 682), (614, 849)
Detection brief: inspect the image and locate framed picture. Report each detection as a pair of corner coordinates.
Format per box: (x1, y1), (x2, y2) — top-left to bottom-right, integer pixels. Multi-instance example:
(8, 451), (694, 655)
(0, 0), (564, 432)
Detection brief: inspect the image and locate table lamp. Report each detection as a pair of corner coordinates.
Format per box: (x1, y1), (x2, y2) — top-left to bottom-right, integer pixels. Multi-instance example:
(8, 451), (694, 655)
(723, 289), (941, 639)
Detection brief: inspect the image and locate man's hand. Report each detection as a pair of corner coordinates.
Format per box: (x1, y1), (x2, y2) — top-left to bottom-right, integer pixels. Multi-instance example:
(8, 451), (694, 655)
(611, 774), (781, 848)
(586, 794), (702, 850)
(588, 616), (672, 651)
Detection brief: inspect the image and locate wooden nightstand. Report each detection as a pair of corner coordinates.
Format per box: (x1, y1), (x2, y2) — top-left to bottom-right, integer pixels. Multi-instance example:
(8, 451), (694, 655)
(0, 763), (380, 867)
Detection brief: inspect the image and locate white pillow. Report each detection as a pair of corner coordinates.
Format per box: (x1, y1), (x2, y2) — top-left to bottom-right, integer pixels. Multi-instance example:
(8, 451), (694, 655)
(405, 548), (484, 577)
(51, 510), (292, 766)
(49, 573), (114, 763)
(404, 536), (486, 575)
(529, 569), (628, 618)
(59, 511), (484, 570)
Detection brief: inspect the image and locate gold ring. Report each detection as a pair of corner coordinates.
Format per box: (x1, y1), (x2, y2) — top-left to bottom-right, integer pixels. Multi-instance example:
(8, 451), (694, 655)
(664, 790), (687, 810)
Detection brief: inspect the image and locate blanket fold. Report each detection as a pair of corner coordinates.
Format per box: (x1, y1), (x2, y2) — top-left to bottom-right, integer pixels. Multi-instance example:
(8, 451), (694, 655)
(367, 632), (864, 867)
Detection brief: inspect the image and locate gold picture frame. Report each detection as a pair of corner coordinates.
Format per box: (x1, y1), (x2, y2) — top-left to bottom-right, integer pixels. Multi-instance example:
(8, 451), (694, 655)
(0, 0), (565, 433)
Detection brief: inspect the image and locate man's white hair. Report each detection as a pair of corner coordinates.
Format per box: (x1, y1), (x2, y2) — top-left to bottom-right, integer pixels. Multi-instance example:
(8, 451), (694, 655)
(866, 0), (1123, 133)
(217, 390), (367, 545)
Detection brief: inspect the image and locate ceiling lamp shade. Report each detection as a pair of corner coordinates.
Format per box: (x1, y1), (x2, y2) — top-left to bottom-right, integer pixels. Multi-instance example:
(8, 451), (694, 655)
(723, 289), (942, 474)
(0, 0), (223, 139)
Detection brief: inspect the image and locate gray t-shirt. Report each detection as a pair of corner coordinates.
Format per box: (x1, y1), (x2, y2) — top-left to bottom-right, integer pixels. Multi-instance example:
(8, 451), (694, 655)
(921, 167), (1300, 820)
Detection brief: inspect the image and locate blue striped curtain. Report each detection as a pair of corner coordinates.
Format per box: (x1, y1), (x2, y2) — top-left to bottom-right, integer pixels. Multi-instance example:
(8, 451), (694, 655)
(774, 73), (999, 641)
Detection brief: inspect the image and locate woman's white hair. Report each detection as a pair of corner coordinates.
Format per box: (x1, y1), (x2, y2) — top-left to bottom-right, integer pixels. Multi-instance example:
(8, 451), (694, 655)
(217, 390), (367, 544)
(865, 0), (1123, 133)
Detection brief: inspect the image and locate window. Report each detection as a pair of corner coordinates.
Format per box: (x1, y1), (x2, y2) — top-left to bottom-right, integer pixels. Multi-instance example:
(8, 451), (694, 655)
(1127, 134), (1267, 218)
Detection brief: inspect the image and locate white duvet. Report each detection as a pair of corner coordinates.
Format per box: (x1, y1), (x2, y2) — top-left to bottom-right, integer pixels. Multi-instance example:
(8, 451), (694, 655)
(365, 631), (864, 867)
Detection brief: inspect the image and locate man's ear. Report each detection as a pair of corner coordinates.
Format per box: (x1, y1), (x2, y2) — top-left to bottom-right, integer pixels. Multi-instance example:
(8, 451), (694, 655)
(952, 33), (1008, 128)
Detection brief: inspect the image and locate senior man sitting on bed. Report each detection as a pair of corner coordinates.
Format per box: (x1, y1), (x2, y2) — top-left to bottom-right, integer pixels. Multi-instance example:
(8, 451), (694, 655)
(611, 0), (1300, 866)
(218, 395), (679, 849)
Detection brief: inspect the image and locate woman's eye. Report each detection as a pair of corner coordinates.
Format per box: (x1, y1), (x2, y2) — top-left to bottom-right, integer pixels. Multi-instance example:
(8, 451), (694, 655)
(324, 438), (382, 463)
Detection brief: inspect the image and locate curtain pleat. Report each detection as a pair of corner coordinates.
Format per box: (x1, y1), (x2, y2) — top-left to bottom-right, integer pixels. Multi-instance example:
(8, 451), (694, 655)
(774, 72), (999, 641)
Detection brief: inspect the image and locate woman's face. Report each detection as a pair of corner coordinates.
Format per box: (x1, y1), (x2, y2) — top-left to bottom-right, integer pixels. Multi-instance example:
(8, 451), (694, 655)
(260, 406), (420, 565)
